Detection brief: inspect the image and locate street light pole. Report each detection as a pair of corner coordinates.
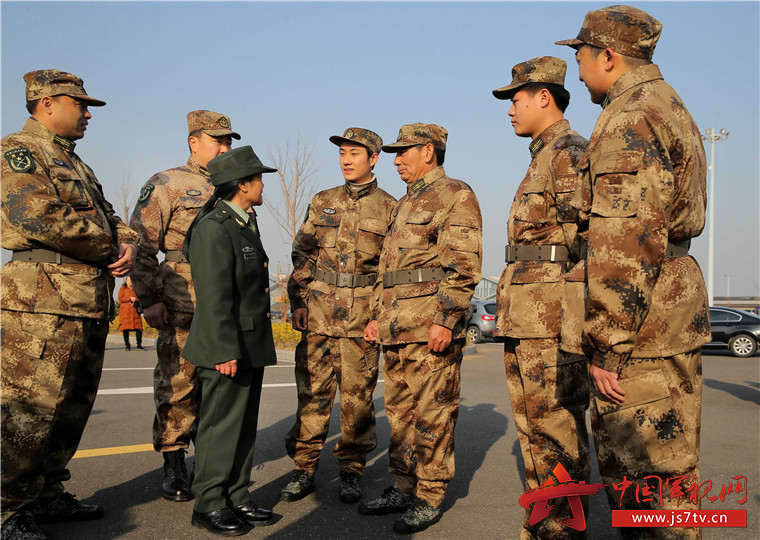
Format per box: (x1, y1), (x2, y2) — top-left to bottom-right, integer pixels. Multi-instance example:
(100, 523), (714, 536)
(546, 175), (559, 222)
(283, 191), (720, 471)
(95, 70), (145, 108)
(701, 124), (729, 306)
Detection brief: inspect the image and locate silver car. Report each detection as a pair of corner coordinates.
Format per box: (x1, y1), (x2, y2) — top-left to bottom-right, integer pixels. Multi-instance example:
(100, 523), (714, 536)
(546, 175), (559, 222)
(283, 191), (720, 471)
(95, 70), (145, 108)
(467, 301), (496, 343)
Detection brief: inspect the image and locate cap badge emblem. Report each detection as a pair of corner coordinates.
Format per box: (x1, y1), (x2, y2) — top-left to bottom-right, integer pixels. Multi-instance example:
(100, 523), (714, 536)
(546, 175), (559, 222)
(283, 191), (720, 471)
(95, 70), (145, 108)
(218, 117), (230, 128)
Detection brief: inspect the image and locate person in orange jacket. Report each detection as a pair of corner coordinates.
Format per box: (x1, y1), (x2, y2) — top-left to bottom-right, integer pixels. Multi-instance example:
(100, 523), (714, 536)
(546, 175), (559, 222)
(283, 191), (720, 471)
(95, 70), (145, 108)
(119, 277), (145, 351)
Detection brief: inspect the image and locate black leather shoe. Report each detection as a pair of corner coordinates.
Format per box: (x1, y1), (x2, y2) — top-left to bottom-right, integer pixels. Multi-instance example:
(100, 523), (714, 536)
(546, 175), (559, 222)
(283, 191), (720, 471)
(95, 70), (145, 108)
(162, 449), (193, 502)
(232, 501), (275, 526)
(32, 492), (104, 523)
(191, 508), (247, 536)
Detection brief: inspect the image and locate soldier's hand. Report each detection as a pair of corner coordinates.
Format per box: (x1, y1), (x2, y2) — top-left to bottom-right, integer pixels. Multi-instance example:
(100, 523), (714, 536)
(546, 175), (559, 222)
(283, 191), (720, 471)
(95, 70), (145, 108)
(291, 308), (308, 331)
(144, 302), (170, 330)
(108, 243), (137, 277)
(216, 359), (238, 378)
(363, 320), (378, 343)
(428, 324), (452, 352)
(589, 365), (626, 404)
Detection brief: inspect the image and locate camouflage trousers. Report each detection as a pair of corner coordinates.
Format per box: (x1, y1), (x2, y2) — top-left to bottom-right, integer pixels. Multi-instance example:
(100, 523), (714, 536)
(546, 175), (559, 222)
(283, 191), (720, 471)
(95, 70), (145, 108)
(0, 310), (108, 522)
(383, 340), (462, 508)
(153, 310), (199, 452)
(504, 337), (591, 540)
(284, 333), (379, 475)
(592, 350), (703, 540)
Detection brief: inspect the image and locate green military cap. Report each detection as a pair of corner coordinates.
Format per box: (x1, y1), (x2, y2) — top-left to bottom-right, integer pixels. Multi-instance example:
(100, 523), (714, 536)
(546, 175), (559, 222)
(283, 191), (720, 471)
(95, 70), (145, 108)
(382, 123), (448, 153)
(24, 69), (106, 106)
(187, 110), (241, 140)
(555, 5), (662, 61)
(207, 146), (277, 187)
(329, 127), (383, 154)
(492, 56), (567, 100)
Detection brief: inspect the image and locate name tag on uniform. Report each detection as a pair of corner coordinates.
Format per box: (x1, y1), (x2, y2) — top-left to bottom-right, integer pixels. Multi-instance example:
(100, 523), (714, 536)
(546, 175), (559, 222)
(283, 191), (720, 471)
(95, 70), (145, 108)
(243, 246), (256, 260)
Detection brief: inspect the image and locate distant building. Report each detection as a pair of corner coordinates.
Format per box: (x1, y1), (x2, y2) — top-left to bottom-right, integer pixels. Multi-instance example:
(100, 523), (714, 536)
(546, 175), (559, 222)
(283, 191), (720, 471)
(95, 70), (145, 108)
(474, 276), (499, 302)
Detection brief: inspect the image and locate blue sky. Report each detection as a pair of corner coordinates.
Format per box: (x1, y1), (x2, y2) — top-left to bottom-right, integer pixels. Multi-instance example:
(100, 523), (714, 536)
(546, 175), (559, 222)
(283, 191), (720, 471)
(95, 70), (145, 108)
(2, 1), (758, 296)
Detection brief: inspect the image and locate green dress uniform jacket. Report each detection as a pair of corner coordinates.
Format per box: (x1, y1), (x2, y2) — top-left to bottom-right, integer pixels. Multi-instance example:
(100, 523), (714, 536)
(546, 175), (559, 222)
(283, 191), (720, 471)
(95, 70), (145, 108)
(181, 201), (277, 512)
(182, 202), (277, 369)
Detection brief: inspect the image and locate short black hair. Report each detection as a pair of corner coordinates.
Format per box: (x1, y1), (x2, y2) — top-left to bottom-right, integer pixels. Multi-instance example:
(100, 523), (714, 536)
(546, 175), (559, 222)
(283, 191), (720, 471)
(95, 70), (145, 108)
(26, 99), (40, 115)
(434, 147), (445, 166)
(585, 44), (651, 68)
(519, 82), (571, 113)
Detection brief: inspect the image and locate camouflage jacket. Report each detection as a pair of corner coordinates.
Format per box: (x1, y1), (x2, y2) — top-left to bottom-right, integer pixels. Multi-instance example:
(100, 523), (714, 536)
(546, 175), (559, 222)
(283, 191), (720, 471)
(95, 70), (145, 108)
(371, 166), (482, 345)
(129, 158), (213, 313)
(287, 177), (396, 337)
(563, 65), (711, 370)
(495, 119), (587, 338)
(1, 118), (138, 319)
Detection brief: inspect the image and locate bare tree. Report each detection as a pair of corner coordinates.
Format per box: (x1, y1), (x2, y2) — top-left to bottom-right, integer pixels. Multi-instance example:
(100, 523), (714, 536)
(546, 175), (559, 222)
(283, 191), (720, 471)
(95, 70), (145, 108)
(264, 133), (320, 243)
(115, 170), (136, 223)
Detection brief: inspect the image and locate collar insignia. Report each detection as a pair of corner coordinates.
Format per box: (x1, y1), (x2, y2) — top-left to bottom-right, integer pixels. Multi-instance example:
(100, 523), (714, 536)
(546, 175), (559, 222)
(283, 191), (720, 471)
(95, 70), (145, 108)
(53, 135), (73, 151)
(529, 137), (545, 157)
(410, 179), (425, 193)
(602, 94), (611, 109)
(199, 166), (210, 177)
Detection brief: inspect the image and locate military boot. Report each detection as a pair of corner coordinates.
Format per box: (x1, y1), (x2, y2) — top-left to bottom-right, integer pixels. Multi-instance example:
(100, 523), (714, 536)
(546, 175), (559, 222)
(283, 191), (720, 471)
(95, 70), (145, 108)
(357, 486), (414, 515)
(32, 492), (104, 523)
(1, 511), (47, 540)
(279, 470), (315, 502)
(162, 449), (193, 502)
(338, 473), (362, 504)
(392, 497), (442, 534)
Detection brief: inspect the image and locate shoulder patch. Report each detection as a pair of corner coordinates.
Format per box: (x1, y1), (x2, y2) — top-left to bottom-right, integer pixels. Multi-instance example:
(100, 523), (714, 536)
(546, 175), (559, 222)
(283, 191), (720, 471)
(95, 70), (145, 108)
(4, 148), (34, 173)
(138, 183), (155, 203)
(186, 189), (202, 197)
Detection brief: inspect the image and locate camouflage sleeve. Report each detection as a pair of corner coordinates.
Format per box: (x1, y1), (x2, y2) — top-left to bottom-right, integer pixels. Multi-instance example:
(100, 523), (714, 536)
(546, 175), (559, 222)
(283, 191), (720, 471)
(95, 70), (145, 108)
(129, 178), (172, 308)
(0, 145), (118, 263)
(585, 112), (671, 372)
(86, 164), (138, 246)
(551, 142), (584, 256)
(433, 187), (483, 330)
(286, 201), (319, 310)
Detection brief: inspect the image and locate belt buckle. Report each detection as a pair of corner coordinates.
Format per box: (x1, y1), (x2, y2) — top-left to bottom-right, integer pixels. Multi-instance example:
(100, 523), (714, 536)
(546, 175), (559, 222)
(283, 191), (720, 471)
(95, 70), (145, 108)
(337, 273), (351, 287)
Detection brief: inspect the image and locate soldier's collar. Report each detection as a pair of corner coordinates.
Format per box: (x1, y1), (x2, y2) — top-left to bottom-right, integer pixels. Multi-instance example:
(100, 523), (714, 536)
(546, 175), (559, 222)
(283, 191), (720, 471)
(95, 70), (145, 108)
(530, 119), (571, 156)
(344, 176), (377, 200)
(23, 118), (77, 152)
(187, 157), (211, 178)
(407, 166), (445, 195)
(602, 64), (663, 110)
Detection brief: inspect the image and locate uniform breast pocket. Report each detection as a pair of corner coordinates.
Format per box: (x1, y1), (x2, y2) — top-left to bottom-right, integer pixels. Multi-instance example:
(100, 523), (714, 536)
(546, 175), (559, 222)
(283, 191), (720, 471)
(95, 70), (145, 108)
(513, 175), (549, 223)
(357, 219), (387, 254)
(591, 151), (643, 218)
(52, 167), (92, 210)
(312, 214), (340, 248)
(400, 210), (434, 250)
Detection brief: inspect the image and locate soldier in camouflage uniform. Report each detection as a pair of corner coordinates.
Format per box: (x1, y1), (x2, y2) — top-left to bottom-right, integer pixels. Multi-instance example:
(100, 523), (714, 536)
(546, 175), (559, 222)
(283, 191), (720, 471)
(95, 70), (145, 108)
(1, 70), (138, 540)
(556, 6), (711, 539)
(129, 110), (237, 502)
(492, 57), (591, 539)
(282, 128), (396, 504)
(362, 124), (482, 534)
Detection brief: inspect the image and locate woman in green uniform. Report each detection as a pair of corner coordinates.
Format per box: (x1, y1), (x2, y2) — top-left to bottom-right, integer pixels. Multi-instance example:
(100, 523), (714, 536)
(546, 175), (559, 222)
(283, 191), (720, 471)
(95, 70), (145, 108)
(181, 146), (278, 536)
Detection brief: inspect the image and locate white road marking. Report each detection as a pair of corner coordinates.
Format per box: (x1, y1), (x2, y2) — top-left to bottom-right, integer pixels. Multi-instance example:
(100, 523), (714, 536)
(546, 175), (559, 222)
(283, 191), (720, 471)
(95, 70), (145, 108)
(98, 380), (385, 395)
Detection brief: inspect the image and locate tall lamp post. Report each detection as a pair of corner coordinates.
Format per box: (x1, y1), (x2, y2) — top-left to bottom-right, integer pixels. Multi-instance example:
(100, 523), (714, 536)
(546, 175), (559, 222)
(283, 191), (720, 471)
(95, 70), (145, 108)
(701, 125), (729, 306)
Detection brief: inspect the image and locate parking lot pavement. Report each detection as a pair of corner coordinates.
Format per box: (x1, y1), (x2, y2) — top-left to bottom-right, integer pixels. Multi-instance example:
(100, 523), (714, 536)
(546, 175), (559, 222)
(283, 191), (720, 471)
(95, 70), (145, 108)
(36, 340), (759, 539)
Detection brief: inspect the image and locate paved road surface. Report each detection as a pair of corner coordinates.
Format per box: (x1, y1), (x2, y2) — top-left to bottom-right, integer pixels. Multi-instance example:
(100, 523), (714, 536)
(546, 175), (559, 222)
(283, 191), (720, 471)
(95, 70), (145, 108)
(38, 339), (759, 539)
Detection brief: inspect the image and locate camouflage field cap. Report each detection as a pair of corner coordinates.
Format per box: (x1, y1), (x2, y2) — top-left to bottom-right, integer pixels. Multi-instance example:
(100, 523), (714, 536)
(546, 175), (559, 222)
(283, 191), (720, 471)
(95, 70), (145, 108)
(329, 127), (383, 154)
(187, 110), (241, 140)
(555, 5), (662, 61)
(492, 57), (567, 100)
(207, 145), (277, 187)
(381, 123), (448, 153)
(24, 69), (106, 106)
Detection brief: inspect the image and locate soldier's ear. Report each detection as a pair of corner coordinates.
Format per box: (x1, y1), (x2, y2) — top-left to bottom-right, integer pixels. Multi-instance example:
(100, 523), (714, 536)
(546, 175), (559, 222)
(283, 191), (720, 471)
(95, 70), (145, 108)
(369, 153), (379, 167)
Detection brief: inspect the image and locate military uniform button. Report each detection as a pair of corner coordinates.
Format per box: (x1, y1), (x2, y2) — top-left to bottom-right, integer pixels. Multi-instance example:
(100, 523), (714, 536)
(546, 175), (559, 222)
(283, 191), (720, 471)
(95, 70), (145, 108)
(265, 287), (270, 293)
(266, 312), (271, 319)
(264, 262), (268, 268)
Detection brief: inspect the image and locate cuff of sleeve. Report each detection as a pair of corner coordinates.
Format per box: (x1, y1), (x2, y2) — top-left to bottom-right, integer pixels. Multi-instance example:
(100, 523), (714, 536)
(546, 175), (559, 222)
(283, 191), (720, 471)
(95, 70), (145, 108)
(290, 296), (307, 310)
(433, 312), (460, 331)
(591, 349), (629, 374)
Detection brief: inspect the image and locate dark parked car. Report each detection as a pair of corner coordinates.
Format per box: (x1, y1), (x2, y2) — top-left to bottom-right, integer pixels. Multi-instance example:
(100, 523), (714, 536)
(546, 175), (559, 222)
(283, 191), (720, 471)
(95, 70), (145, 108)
(706, 307), (760, 357)
(467, 301), (496, 343)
